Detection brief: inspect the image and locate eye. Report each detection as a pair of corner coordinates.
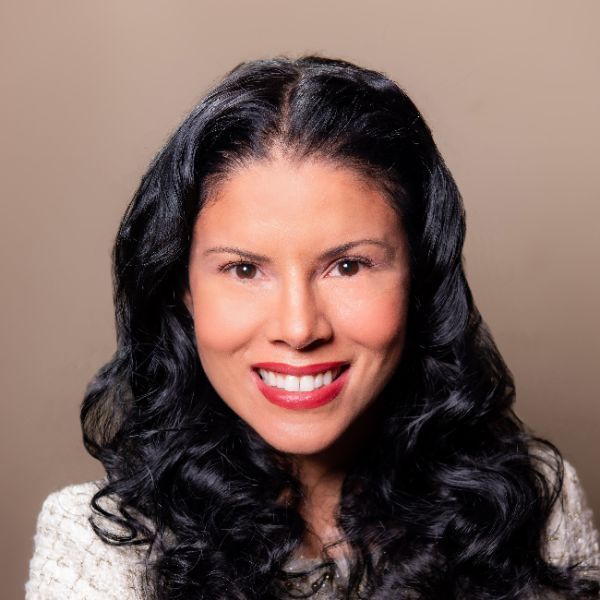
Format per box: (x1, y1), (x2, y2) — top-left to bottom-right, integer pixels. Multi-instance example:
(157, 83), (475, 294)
(221, 261), (259, 280)
(328, 257), (374, 277)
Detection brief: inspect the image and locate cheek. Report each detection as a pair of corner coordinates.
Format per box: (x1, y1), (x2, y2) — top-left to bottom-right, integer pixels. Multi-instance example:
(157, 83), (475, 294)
(190, 281), (264, 354)
(329, 281), (409, 350)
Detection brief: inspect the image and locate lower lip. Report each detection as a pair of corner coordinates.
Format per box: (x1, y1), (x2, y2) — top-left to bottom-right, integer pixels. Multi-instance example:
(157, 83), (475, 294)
(252, 368), (350, 410)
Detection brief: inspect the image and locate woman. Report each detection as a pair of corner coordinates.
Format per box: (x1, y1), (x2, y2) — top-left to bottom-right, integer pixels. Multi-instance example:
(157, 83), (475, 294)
(27, 56), (600, 599)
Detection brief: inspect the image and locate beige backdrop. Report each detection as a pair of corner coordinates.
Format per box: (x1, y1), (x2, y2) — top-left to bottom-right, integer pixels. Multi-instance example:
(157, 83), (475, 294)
(1, 1), (598, 597)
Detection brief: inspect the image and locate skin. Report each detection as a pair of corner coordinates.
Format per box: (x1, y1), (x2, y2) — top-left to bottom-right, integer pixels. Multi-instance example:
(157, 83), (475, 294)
(184, 153), (411, 556)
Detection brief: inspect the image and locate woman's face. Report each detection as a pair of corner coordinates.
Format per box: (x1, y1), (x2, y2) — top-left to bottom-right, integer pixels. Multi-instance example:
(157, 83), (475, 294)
(185, 155), (410, 456)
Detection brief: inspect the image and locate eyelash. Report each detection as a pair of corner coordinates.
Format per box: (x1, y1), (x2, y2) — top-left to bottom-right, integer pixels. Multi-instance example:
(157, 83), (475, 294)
(328, 256), (375, 276)
(218, 256), (376, 279)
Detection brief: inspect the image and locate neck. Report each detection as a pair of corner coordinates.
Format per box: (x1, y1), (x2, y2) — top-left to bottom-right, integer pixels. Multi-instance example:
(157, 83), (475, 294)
(294, 461), (346, 559)
(290, 399), (383, 559)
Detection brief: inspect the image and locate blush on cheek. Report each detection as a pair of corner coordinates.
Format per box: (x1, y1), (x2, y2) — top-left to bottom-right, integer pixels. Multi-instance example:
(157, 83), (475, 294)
(332, 287), (408, 350)
(192, 287), (262, 353)
(355, 305), (405, 350)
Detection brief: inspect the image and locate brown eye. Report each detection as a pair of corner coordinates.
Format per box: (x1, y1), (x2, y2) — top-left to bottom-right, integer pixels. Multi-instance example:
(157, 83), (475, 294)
(328, 257), (374, 278)
(234, 263), (257, 279)
(335, 260), (360, 276)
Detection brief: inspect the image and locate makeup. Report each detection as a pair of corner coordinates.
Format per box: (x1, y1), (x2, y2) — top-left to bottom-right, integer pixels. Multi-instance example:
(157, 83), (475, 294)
(187, 156), (409, 454)
(252, 362), (350, 410)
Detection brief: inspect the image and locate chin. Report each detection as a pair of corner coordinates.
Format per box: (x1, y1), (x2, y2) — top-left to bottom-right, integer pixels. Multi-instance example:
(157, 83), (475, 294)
(257, 429), (339, 456)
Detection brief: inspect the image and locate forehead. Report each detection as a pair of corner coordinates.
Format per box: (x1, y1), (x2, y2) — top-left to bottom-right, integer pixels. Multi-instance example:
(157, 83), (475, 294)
(194, 157), (403, 247)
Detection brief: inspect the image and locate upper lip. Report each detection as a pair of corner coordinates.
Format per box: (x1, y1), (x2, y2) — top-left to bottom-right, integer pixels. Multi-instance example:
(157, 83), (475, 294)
(252, 361), (349, 376)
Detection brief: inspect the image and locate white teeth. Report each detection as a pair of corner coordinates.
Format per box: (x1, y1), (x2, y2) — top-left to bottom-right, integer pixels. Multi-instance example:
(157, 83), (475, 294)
(284, 375), (300, 392)
(299, 375), (313, 391)
(258, 367), (344, 391)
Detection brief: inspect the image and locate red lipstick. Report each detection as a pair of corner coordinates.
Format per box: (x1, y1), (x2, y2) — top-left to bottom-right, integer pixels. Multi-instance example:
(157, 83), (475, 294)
(251, 362), (350, 410)
(252, 361), (347, 376)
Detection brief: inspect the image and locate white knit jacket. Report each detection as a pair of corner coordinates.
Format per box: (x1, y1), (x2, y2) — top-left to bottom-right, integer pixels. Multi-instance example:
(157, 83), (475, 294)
(26, 459), (600, 599)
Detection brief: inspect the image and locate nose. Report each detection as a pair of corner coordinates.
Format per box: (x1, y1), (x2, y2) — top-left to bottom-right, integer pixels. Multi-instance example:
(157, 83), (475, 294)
(267, 273), (333, 350)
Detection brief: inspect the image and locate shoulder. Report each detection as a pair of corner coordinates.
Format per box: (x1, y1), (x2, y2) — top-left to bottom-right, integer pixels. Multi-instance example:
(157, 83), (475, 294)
(542, 456), (600, 570)
(32, 481), (103, 532)
(26, 481), (145, 600)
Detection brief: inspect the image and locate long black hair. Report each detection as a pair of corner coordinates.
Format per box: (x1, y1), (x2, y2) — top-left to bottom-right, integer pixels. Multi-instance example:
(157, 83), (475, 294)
(81, 55), (600, 599)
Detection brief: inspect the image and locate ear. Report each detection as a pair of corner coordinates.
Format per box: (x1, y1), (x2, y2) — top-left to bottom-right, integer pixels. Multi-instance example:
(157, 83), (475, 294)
(182, 289), (193, 314)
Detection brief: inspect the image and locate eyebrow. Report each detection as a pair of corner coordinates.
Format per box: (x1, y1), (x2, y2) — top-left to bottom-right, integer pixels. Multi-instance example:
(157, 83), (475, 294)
(202, 239), (396, 262)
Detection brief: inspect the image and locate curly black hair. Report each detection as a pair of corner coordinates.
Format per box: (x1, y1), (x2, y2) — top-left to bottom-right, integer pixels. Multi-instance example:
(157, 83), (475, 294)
(81, 55), (600, 599)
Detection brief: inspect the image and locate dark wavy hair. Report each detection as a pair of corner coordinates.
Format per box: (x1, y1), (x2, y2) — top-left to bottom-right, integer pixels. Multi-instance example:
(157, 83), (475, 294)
(81, 56), (599, 599)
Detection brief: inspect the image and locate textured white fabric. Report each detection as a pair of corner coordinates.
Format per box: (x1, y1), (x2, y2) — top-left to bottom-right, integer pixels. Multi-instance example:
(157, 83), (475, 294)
(543, 460), (600, 569)
(25, 460), (600, 599)
(25, 479), (145, 599)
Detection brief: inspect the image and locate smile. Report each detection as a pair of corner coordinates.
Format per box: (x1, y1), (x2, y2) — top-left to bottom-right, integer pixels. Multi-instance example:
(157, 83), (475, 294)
(251, 361), (350, 410)
(257, 366), (345, 392)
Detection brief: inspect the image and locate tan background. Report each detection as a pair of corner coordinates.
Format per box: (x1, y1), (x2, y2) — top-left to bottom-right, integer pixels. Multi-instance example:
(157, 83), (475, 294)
(1, 1), (598, 596)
